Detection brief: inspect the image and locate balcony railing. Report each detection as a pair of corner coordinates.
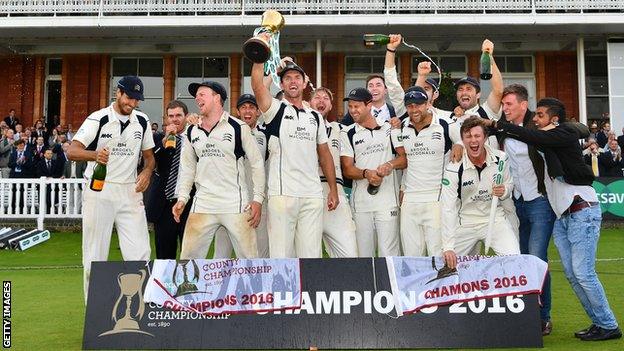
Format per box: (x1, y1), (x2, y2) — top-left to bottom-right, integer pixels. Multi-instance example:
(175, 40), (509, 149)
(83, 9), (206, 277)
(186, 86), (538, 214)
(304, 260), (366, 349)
(0, 0), (622, 17)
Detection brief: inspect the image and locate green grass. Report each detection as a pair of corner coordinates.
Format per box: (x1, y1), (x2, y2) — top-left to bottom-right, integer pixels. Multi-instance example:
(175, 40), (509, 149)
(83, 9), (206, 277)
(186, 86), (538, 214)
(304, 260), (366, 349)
(0, 229), (623, 350)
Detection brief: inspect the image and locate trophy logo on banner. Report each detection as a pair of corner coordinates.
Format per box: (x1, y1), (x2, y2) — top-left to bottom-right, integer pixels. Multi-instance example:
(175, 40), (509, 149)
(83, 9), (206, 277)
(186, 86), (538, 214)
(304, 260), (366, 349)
(172, 259), (200, 297)
(99, 269), (154, 337)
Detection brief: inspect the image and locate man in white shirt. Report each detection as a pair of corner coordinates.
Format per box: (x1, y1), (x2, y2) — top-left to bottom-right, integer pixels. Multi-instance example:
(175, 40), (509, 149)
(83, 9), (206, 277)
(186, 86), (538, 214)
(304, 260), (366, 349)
(340, 88), (407, 257)
(250, 55), (338, 258)
(68, 75), (155, 300)
(441, 117), (519, 268)
(500, 84), (555, 334)
(213, 94), (270, 258)
(309, 87), (358, 257)
(173, 81), (264, 260)
(384, 34), (452, 123)
(392, 86), (452, 257)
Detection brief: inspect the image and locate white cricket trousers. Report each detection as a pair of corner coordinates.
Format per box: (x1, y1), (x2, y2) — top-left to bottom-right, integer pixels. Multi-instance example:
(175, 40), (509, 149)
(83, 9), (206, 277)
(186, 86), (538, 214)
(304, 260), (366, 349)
(213, 204), (269, 258)
(267, 195), (324, 258)
(322, 183), (358, 258)
(400, 201), (442, 257)
(353, 207), (400, 257)
(453, 217), (520, 256)
(180, 212), (258, 260)
(82, 183), (151, 300)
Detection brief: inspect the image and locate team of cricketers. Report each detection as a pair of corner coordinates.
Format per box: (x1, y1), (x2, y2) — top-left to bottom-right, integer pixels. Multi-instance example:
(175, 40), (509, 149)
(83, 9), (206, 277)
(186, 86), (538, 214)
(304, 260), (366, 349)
(73, 35), (621, 341)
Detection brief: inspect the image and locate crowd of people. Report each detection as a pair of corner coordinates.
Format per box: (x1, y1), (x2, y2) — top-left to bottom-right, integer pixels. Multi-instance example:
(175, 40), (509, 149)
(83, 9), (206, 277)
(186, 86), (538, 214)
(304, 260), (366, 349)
(0, 36), (620, 342)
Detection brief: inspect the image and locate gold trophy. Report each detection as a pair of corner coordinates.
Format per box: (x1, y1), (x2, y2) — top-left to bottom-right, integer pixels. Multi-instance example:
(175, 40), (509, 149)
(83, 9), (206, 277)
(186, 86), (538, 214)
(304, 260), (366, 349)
(243, 10), (285, 63)
(173, 259), (200, 297)
(99, 269), (153, 337)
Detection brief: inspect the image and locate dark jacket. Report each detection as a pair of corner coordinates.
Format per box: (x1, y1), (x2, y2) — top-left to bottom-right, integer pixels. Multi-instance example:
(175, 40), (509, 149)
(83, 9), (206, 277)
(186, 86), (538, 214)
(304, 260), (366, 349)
(36, 158), (61, 178)
(495, 120), (594, 186)
(8, 149), (34, 178)
(597, 150), (624, 177)
(497, 110), (547, 196)
(146, 135), (195, 222)
(596, 130), (609, 149)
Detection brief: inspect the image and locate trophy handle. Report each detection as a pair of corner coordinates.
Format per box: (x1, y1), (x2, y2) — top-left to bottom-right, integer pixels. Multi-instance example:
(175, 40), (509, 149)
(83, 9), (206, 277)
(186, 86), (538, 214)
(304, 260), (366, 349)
(136, 269), (147, 319)
(111, 273), (125, 323)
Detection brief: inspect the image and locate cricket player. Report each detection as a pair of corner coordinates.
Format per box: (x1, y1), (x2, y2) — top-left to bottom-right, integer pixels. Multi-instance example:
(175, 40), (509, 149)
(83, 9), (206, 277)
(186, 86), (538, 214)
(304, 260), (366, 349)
(393, 86), (452, 257)
(309, 87), (358, 258)
(383, 34), (453, 123)
(251, 53), (338, 258)
(340, 87), (407, 257)
(213, 94), (270, 258)
(441, 116), (520, 268)
(68, 75), (155, 300)
(173, 81), (264, 260)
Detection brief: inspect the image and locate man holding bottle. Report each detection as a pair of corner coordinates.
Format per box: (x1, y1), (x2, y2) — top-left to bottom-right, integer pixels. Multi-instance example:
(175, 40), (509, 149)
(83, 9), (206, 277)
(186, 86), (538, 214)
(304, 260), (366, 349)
(68, 75), (155, 301)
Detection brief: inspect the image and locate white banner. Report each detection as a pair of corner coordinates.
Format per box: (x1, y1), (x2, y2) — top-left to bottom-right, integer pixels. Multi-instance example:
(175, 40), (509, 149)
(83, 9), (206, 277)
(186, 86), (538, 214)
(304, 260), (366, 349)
(386, 255), (548, 316)
(144, 258), (302, 315)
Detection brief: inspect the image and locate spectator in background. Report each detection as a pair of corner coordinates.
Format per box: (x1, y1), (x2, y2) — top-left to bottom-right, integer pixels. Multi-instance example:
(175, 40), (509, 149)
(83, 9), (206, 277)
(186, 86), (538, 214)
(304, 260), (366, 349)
(33, 120), (48, 142)
(151, 122), (159, 133)
(13, 123), (23, 141)
(32, 136), (46, 163)
(596, 121), (610, 149)
(61, 141), (86, 213)
(3, 109), (18, 131)
(48, 128), (60, 147)
(588, 122), (599, 141)
(36, 148), (62, 213)
(617, 127), (624, 151)
(22, 129), (36, 146)
(66, 124), (75, 141)
(0, 128), (14, 178)
(584, 139), (610, 177)
(602, 139), (624, 177)
(9, 139), (33, 178)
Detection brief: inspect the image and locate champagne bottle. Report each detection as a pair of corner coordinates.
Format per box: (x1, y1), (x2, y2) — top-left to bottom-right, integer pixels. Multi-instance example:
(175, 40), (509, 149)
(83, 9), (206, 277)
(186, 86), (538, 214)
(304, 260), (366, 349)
(367, 183), (380, 195)
(89, 162), (106, 192)
(480, 50), (492, 80)
(363, 34), (390, 47)
(165, 132), (176, 149)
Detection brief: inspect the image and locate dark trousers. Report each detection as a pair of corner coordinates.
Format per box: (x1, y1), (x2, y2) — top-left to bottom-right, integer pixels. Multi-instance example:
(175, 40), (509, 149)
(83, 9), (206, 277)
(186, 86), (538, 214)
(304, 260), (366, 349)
(153, 200), (191, 259)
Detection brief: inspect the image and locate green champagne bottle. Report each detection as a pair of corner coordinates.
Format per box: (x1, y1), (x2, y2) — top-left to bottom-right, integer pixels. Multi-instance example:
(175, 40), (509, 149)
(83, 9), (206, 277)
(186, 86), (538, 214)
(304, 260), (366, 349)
(165, 132), (176, 149)
(90, 162), (106, 192)
(363, 34), (390, 47)
(480, 50), (492, 80)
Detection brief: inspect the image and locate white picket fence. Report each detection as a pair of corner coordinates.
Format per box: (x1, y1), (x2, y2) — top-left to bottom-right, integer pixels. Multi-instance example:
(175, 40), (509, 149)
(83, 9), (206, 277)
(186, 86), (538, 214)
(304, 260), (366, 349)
(0, 178), (84, 230)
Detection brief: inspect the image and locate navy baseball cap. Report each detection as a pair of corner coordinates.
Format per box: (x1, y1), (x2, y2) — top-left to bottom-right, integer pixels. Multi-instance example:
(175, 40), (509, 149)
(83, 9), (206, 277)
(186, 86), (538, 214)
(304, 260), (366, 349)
(117, 76), (145, 101)
(425, 78), (439, 91)
(404, 86), (428, 105)
(188, 81), (228, 102)
(454, 76), (481, 91)
(343, 87), (372, 102)
(237, 94), (258, 108)
(278, 61), (306, 80)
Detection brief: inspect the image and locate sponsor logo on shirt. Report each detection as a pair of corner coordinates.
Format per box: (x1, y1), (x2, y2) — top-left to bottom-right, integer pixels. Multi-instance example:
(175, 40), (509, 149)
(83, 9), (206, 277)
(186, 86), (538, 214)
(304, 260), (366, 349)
(462, 180), (474, 187)
(331, 140), (340, 149)
(133, 131), (142, 140)
(284, 115), (295, 120)
(400, 134), (410, 141)
(354, 139), (365, 146)
(191, 136), (200, 143)
(442, 178), (450, 185)
(101, 133), (113, 138)
(222, 133), (233, 142)
(432, 132), (442, 140)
